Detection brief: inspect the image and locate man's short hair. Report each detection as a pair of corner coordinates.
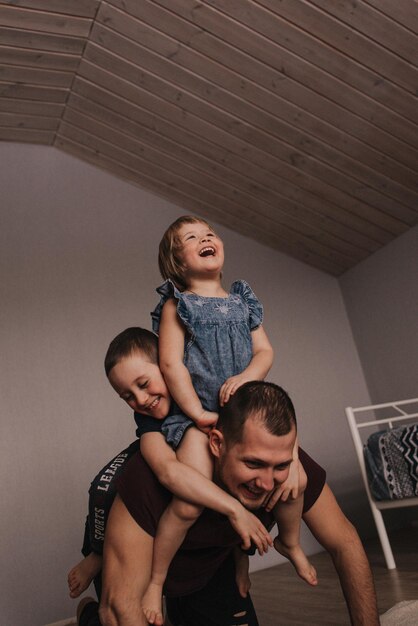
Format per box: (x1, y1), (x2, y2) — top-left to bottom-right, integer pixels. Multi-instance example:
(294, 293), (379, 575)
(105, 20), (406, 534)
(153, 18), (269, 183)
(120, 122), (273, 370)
(218, 381), (296, 445)
(104, 327), (158, 376)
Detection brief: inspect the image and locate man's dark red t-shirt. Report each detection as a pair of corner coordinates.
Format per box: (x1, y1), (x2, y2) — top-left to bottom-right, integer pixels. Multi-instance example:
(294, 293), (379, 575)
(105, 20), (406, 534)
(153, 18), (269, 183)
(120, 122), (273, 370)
(117, 447), (326, 597)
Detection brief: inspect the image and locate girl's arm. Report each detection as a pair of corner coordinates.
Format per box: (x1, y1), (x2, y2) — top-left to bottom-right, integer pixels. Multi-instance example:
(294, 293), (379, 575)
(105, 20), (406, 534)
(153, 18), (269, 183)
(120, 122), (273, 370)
(159, 299), (218, 432)
(140, 432), (272, 554)
(219, 326), (274, 405)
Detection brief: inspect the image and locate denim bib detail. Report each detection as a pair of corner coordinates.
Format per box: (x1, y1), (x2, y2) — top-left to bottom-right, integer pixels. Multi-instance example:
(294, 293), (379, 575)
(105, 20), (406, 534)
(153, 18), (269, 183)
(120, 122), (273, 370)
(149, 279), (263, 448)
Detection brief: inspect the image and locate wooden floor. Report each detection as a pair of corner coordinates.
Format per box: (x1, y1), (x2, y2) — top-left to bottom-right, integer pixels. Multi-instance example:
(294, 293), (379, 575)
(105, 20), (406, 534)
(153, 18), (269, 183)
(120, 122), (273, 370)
(49, 526), (417, 626)
(250, 526), (418, 625)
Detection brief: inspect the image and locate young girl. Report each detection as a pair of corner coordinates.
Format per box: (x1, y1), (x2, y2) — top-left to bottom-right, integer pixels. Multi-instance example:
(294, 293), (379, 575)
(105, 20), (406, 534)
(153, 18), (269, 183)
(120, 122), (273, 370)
(140, 216), (317, 625)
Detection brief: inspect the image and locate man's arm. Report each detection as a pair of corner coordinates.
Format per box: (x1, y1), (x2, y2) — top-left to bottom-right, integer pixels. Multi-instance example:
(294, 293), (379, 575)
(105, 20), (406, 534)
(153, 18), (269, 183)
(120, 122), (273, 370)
(303, 484), (380, 626)
(99, 495), (153, 626)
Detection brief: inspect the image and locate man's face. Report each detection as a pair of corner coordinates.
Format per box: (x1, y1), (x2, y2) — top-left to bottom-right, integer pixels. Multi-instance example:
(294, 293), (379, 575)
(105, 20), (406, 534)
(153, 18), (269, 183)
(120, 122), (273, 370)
(212, 415), (296, 510)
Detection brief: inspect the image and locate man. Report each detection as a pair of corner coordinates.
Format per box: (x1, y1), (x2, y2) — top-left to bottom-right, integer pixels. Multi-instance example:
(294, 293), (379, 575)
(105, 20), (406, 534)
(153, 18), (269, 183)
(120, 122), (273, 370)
(96, 382), (379, 626)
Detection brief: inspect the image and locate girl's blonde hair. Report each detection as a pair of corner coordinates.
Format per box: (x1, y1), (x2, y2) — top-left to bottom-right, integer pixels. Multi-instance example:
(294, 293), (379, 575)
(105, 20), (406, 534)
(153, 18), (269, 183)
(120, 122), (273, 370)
(158, 215), (213, 290)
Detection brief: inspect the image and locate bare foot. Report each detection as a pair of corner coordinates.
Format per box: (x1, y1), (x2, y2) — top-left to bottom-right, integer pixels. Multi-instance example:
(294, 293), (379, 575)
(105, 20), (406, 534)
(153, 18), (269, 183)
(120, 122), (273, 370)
(68, 553), (102, 598)
(142, 581), (164, 626)
(274, 536), (318, 586)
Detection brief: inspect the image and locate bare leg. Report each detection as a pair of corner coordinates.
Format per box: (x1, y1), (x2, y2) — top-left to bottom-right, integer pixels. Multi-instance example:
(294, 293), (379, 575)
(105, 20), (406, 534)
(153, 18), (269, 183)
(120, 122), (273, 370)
(142, 498), (202, 625)
(142, 428), (213, 626)
(68, 552), (102, 598)
(273, 495), (318, 586)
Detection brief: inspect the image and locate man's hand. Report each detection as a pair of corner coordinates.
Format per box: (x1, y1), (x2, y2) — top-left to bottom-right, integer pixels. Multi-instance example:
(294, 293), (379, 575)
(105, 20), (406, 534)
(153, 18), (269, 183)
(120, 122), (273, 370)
(229, 502), (273, 555)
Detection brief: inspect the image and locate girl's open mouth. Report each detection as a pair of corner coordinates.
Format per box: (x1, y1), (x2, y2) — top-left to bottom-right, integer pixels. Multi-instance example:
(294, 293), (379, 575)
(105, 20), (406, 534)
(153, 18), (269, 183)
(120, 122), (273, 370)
(199, 247), (215, 257)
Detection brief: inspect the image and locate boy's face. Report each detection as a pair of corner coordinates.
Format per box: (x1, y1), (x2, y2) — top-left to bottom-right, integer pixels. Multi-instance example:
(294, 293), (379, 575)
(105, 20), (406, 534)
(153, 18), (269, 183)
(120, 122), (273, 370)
(108, 352), (171, 419)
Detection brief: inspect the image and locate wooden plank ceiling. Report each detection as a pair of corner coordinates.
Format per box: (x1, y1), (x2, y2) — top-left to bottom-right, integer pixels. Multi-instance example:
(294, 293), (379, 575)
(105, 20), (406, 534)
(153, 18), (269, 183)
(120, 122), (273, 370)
(1, 0), (417, 275)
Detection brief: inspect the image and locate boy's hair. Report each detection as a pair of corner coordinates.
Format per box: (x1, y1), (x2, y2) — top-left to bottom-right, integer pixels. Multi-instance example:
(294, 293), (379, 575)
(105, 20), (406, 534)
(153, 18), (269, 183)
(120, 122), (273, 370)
(158, 215), (213, 290)
(104, 327), (158, 377)
(218, 381), (297, 446)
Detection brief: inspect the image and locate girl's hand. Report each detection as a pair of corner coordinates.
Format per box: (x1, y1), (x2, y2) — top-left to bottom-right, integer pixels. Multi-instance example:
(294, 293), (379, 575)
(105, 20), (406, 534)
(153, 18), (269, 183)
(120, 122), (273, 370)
(219, 374), (249, 406)
(229, 503), (273, 555)
(263, 458), (306, 511)
(194, 410), (218, 434)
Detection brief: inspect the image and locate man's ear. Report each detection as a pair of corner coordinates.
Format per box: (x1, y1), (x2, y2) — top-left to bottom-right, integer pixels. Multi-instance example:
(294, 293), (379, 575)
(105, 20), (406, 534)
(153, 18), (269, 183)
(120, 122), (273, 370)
(209, 428), (224, 458)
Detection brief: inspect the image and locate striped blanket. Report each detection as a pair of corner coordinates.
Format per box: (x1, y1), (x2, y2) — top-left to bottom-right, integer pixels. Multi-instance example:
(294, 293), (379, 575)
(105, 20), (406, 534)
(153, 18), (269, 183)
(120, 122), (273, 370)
(363, 423), (418, 500)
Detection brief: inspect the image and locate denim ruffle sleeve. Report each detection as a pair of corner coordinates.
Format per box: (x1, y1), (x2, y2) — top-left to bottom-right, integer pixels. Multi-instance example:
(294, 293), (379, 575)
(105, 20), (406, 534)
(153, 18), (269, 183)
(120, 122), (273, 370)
(230, 280), (264, 330)
(151, 279), (194, 337)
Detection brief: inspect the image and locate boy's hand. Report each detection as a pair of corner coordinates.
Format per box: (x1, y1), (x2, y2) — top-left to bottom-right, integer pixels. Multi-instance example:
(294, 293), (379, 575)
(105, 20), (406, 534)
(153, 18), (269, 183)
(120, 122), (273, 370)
(194, 410), (218, 434)
(229, 503), (272, 555)
(219, 374), (250, 406)
(263, 458), (305, 512)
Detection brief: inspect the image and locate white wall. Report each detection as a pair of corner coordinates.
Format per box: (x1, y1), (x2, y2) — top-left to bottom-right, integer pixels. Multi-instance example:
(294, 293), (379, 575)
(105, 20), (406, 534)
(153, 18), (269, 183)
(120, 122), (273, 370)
(1, 143), (372, 626)
(340, 225), (418, 403)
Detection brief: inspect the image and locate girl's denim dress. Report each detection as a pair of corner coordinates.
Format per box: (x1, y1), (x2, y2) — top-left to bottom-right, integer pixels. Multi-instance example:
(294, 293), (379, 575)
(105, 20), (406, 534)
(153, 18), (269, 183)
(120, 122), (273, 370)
(136, 279), (264, 449)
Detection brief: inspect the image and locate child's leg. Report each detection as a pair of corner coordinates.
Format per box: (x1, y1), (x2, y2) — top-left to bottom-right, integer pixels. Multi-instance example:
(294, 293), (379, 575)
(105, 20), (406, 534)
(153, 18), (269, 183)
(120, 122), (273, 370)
(273, 495), (318, 586)
(68, 441), (140, 599)
(142, 428), (213, 626)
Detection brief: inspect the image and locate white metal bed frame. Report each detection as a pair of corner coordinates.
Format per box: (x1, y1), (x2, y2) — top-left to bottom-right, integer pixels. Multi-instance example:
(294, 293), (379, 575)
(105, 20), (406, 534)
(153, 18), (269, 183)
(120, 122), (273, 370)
(345, 397), (418, 569)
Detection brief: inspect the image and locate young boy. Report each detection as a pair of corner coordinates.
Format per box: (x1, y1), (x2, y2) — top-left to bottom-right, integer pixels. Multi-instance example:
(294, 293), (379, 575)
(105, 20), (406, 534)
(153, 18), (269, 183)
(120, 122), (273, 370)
(68, 327), (271, 603)
(68, 327), (167, 599)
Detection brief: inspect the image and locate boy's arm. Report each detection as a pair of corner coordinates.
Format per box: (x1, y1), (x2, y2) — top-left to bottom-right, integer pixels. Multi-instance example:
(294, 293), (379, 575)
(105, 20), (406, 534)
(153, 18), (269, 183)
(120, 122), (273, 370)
(140, 433), (272, 554)
(159, 299), (217, 432)
(220, 326), (274, 405)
